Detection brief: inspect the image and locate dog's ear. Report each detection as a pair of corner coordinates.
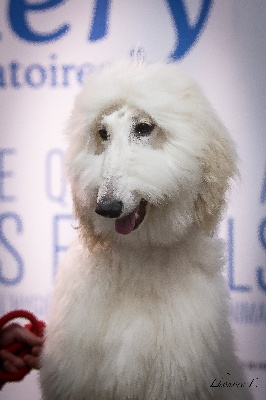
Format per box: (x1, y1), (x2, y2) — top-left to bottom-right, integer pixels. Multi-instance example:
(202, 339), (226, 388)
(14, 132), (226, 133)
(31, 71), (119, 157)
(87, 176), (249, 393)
(194, 128), (238, 234)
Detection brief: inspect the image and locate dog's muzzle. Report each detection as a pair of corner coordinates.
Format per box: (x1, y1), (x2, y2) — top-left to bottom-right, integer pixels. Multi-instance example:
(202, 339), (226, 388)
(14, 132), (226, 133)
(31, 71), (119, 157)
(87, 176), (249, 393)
(95, 198), (148, 235)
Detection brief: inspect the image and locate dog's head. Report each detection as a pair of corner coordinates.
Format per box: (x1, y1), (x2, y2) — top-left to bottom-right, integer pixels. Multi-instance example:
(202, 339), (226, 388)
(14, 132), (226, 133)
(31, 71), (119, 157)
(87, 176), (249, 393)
(65, 61), (237, 249)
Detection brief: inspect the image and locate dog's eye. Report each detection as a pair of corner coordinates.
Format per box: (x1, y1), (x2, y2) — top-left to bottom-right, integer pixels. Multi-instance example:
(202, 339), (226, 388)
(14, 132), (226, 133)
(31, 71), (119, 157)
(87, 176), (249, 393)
(135, 123), (154, 137)
(98, 128), (109, 141)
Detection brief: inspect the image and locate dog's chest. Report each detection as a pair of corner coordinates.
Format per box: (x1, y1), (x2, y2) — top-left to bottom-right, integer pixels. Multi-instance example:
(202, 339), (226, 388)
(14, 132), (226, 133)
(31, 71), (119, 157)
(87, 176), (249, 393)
(43, 242), (230, 399)
(60, 290), (199, 399)
(52, 256), (222, 398)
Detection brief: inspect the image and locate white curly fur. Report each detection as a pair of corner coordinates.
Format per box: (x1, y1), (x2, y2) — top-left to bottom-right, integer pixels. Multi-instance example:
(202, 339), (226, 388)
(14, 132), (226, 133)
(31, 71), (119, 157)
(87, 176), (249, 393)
(40, 61), (252, 400)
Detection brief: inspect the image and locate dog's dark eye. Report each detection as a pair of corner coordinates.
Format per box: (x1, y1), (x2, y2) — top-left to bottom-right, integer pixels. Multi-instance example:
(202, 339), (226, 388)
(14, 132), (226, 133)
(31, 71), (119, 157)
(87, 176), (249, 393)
(135, 123), (154, 137)
(98, 128), (109, 141)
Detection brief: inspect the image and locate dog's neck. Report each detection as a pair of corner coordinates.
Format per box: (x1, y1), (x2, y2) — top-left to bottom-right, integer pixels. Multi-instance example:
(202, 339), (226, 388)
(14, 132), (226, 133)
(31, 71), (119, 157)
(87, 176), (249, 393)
(85, 226), (222, 278)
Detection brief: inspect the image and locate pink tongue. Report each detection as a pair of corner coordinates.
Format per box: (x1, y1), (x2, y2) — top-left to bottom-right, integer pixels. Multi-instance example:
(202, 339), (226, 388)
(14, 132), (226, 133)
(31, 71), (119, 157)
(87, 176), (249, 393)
(115, 210), (137, 235)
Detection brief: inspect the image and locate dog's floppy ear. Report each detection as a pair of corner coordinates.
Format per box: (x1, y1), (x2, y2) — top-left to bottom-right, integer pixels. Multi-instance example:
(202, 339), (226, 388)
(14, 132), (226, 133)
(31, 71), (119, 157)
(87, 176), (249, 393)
(194, 123), (238, 234)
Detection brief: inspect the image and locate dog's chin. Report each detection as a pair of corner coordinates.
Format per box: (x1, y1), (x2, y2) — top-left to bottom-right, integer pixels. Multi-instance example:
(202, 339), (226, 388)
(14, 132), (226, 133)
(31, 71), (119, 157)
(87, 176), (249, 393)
(115, 199), (148, 235)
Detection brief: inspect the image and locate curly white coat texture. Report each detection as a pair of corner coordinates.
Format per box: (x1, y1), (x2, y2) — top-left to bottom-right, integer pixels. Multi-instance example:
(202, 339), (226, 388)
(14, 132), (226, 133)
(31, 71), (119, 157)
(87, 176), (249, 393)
(40, 61), (252, 399)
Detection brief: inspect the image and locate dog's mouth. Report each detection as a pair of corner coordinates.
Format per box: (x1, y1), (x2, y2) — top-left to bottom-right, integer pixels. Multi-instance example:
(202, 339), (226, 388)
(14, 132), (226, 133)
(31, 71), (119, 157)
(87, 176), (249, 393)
(115, 199), (147, 235)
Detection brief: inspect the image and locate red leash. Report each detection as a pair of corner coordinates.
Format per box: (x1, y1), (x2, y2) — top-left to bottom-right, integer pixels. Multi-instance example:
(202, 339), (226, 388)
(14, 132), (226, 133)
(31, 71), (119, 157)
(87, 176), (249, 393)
(0, 310), (46, 384)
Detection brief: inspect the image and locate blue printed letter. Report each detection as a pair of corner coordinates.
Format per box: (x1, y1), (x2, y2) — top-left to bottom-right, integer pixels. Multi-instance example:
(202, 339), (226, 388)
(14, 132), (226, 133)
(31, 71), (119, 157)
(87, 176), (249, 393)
(0, 213), (24, 286)
(46, 149), (67, 205)
(88, 0), (111, 41)
(256, 218), (266, 292)
(260, 165), (266, 204)
(167, 0), (213, 60)
(227, 218), (251, 292)
(53, 214), (74, 277)
(8, 0), (70, 43)
(0, 148), (16, 202)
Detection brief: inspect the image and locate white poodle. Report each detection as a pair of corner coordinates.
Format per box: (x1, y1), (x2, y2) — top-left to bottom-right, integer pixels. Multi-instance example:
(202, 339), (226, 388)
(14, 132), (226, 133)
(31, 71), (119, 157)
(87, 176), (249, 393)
(40, 61), (252, 399)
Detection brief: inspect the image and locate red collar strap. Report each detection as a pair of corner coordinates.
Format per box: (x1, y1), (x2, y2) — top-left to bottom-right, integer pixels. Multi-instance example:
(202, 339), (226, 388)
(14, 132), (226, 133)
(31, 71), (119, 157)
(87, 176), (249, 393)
(0, 309), (46, 384)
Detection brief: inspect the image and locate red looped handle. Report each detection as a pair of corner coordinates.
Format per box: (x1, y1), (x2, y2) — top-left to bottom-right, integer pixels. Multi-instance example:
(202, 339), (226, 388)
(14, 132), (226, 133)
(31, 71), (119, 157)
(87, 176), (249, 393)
(0, 310), (46, 383)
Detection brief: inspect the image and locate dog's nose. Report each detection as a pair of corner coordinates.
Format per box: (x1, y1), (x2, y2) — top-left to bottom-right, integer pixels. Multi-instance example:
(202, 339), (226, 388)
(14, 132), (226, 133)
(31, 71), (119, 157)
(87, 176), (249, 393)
(95, 199), (123, 218)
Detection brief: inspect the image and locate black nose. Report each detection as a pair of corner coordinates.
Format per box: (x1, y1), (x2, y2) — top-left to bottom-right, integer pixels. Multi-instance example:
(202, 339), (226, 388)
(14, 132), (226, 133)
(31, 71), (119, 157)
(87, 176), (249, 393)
(95, 199), (123, 218)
